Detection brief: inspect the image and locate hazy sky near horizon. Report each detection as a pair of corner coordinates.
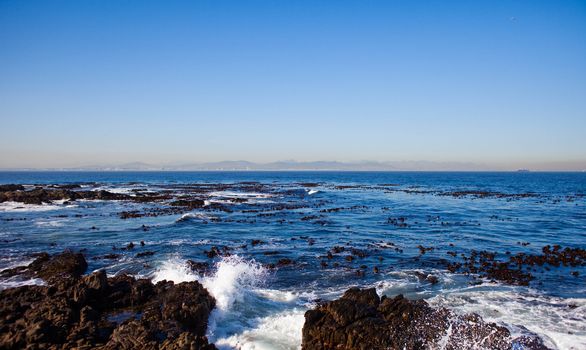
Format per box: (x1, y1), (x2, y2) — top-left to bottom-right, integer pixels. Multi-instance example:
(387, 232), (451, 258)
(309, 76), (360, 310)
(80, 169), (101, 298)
(1, 0), (585, 169)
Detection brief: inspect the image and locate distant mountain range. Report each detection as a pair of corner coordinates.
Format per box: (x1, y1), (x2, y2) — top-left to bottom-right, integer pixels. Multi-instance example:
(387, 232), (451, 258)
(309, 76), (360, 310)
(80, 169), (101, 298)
(27, 160), (494, 171)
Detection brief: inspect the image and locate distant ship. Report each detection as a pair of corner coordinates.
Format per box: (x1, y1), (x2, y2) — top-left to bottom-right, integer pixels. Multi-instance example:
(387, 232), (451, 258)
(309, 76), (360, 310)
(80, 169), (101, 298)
(516, 169), (530, 172)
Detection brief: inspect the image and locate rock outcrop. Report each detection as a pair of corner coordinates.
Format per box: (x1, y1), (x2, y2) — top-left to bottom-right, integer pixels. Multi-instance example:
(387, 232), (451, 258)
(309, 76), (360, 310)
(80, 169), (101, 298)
(302, 287), (550, 350)
(0, 187), (132, 205)
(0, 252), (217, 350)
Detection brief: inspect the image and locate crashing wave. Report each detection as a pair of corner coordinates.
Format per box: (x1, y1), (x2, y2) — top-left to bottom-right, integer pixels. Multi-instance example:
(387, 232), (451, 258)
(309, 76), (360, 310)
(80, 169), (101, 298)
(175, 212), (216, 223)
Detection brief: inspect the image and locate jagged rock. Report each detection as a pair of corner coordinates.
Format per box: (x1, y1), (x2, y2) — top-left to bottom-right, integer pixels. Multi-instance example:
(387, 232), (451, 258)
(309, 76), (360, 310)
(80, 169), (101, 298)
(30, 250), (88, 283)
(0, 184), (25, 192)
(0, 250), (88, 284)
(0, 187), (132, 205)
(160, 332), (218, 350)
(302, 287), (549, 350)
(0, 252), (217, 350)
(186, 260), (210, 275)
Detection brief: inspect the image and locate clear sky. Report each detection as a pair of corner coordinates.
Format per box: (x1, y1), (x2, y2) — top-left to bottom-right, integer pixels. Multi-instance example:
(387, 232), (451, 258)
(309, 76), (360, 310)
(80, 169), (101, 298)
(1, 0), (585, 170)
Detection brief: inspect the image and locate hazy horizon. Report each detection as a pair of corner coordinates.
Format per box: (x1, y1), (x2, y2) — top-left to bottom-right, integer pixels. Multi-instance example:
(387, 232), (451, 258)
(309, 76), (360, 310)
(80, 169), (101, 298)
(1, 159), (585, 172)
(1, 1), (585, 169)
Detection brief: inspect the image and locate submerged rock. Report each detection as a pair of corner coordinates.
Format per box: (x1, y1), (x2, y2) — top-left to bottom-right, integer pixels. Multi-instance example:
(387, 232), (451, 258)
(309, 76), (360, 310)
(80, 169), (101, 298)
(301, 287), (549, 350)
(0, 252), (217, 350)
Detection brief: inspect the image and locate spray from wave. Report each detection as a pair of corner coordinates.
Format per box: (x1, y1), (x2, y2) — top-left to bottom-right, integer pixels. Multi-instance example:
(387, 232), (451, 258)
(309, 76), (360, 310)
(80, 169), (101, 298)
(150, 255), (306, 349)
(175, 212), (217, 223)
(150, 254), (267, 309)
(151, 255), (198, 284)
(202, 255), (268, 311)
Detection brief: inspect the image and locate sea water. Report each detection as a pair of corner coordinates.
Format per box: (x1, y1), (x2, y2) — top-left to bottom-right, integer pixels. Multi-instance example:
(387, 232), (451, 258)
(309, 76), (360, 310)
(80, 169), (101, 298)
(0, 171), (585, 349)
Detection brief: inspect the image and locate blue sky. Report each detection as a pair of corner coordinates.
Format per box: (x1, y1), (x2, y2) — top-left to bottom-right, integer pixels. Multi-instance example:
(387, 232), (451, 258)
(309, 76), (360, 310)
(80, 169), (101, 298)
(1, 0), (585, 169)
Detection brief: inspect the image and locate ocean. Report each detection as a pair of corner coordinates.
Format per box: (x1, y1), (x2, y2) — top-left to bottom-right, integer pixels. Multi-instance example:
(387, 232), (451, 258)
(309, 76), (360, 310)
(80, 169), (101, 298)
(0, 171), (585, 349)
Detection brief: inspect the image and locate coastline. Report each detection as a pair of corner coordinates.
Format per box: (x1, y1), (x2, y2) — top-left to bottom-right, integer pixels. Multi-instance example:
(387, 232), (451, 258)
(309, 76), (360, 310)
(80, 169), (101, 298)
(1, 251), (552, 349)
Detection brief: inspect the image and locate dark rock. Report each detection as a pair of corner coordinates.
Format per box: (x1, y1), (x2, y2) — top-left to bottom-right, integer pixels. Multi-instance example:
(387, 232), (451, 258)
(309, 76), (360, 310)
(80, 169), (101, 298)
(276, 258), (294, 267)
(136, 251), (156, 258)
(445, 245), (586, 286)
(299, 183), (320, 187)
(95, 253), (121, 260)
(251, 239), (264, 246)
(186, 260), (210, 275)
(120, 211), (142, 219)
(302, 287), (549, 350)
(170, 199), (205, 209)
(331, 246), (345, 254)
(204, 246), (224, 259)
(0, 184), (25, 192)
(0, 187), (134, 205)
(417, 245), (434, 255)
(0, 260), (217, 349)
(27, 250), (88, 283)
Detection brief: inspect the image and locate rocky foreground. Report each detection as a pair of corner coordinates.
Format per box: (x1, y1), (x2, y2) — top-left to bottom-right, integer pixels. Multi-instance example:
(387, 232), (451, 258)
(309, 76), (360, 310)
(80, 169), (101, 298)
(1, 251), (552, 350)
(0, 251), (216, 350)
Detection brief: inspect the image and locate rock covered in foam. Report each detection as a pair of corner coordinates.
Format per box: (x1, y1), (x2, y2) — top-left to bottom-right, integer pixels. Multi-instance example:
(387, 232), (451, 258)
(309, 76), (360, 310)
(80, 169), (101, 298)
(301, 287), (550, 350)
(0, 252), (217, 350)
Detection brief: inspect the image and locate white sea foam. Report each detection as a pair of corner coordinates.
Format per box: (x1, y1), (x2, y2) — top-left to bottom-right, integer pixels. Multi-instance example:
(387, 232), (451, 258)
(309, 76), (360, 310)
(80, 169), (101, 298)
(0, 257), (34, 271)
(255, 289), (298, 303)
(429, 287), (586, 350)
(373, 273), (586, 349)
(168, 238), (211, 246)
(307, 189), (319, 195)
(150, 255), (268, 311)
(0, 277), (46, 290)
(176, 212), (217, 223)
(0, 257), (48, 290)
(204, 256), (268, 312)
(209, 191), (274, 199)
(151, 255), (297, 346)
(93, 186), (137, 195)
(204, 190), (276, 206)
(151, 255), (198, 284)
(213, 309), (305, 350)
(0, 201), (69, 212)
(34, 218), (70, 227)
(148, 256), (586, 350)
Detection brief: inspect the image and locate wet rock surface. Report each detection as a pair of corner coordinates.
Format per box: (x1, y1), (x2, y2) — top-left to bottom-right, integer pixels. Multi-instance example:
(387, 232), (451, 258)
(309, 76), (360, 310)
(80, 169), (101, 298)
(0, 252), (217, 350)
(302, 287), (550, 350)
(0, 187), (133, 205)
(0, 250), (88, 283)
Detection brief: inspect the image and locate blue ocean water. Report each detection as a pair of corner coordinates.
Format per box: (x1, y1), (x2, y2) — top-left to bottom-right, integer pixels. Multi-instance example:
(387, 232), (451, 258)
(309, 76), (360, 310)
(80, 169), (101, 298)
(0, 171), (585, 349)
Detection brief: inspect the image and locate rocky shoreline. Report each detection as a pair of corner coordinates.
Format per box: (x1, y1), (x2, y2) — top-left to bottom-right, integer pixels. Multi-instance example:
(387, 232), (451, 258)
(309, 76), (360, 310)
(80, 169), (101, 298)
(1, 251), (216, 350)
(1, 251), (554, 350)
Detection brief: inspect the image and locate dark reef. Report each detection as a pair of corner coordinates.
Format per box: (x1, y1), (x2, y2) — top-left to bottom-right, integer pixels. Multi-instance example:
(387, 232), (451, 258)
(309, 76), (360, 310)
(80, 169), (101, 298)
(0, 251), (216, 350)
(302, 287), (550, 350)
